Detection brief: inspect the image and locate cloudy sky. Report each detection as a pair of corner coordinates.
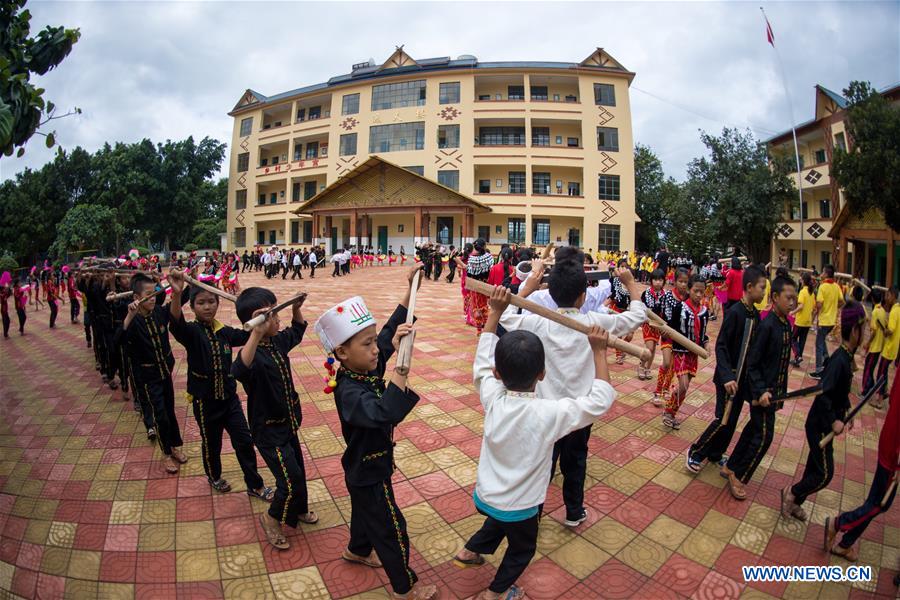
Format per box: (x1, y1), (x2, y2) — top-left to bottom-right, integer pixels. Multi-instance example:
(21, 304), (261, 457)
(2, 1), (897, 182)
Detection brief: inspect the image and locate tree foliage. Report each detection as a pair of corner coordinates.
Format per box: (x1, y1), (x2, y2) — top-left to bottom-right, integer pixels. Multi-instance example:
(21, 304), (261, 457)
(1, 0), (81, 157)
(831, 80), (900, 231)
(50, 203), (119, 258)
(634, 143), (665, 251)
(0, 136), (227, 263)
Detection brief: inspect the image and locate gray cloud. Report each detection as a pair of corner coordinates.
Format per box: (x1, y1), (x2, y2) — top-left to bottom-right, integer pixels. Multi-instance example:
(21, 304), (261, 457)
(2, 1), (897, 182)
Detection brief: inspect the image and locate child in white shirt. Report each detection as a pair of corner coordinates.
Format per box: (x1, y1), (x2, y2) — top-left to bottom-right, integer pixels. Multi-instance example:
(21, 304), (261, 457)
(453, 286), (615, 600)
(501, 254), (645, 526)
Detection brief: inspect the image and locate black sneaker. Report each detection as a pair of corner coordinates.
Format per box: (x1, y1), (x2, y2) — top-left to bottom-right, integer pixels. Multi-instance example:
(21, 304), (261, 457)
(809, 371), (822, 380)
(147, 428), (156, 440)
(563, 508), (588, 527)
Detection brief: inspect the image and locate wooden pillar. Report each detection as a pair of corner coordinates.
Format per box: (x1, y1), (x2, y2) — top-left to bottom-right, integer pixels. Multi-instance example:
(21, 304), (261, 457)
(349, 210), (358, 248)
(423, 211), (431, 242)
(312, 214), (320, 246)
(324, 215), (333, 254)
(837, 235), (847, 273)
(414, 207), (424, 245)
(463, 210), (474, 244)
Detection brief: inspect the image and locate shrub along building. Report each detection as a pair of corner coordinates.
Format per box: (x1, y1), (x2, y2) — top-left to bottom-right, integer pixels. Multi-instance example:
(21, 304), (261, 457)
(225, 47), (638, 255)
(767, 83), (900, 286)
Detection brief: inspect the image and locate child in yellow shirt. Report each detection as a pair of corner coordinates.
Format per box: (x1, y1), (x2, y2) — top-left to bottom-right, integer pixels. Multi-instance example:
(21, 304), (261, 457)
(872, 286), (899, 409)
(790, 272), (816, 367)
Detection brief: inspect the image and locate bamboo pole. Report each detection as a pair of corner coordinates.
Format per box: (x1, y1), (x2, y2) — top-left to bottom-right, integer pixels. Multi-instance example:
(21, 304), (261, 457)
(645, 310), (710, 359)
(465, 278), (651, 362)
(242, 292), (307, 331)
(182, 273), (237, 303)
(395, 271), (421, 375)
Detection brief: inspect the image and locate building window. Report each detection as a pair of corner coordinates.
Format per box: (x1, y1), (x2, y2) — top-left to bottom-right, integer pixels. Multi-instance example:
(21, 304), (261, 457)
(478, 179), (491, 193)
(834, 132), (846, 152)
(439, 82), (460, 104)
(478, 126), (525, 146)
(269, 192), (277, 205)
(798, 154), (805, 170)
(568, 228), (580, 247)
(436, 216), (453, 245)
(598, 225), (620, 251)
(257, 194), (265, 206)
(567, 137), (579, 147)
(304, 181), (318, 200)
(814, 149), (826, 164)
(306, 141), (319, 159)
(568, 182), (581, 196)
(260, 157), (268, 167)
(403, 165), (424, 176)
(369, 122), (426, 153)
(531, 127), (550, 147)
(258, 230), (265, 245)
(478, 225), (491, 242)
(438, 170), (459, 191)
(819, 199), (831, 219)
(598, 175), (621, 201)
(237, 152), (249, 172)
(291, 221), (300, 244)
(508, 218), (526, 244)
(438, 124), (459, 149)
(339, 133), (357, 156)
(303, 221), (312, 242)
(533, 219), (550, 245)
(508, 85), (525, 100)
(293, 143), (303, 161)
(508, 171), (526, 194)
(597, 127), (619, 151)
(820, 251), (831, 268)
(530, 86), (548, 101)
(240, 117), (253, 137)
(594, 83), (616, 106)
(296, 107), (305, 122)
(371, 80), (426, 110)
(532, 172), (551, 195)
(292, 182), (301, 202)
(235, 189), (247, 209)
(308, 106), (321, 120)
(791, 202), (809, 220)
(270, 156), (279, 165)
(342, 93), (360, 115)
(233, 227), (246, 247)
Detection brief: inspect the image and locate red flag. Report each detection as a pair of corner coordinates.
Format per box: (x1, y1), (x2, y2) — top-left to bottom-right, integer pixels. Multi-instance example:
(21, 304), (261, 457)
(765, 15), (775, 46)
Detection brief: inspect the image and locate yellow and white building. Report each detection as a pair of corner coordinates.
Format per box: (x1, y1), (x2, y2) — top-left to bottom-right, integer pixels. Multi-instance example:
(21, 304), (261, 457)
(768, 83), (900, 286)
(225, 47), (637, 255)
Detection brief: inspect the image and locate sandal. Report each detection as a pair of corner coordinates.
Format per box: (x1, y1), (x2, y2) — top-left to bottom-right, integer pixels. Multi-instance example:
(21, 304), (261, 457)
(453, 551), (486, 568)
(209, 478), (232, 493)
(823, 516), (837, 552)
(342, 548), (382, 568)
(164, 457), (179, 474)
(790, 504), (807, 522)
(297, 511), (318, 524)
(247, 486), (275, 502)
(259, 514), (289, 550)
(478, 586), (525, 600)
(171, 448), (188, 464)
(662, 414), (680, 430)
(830, 544), (858, 562)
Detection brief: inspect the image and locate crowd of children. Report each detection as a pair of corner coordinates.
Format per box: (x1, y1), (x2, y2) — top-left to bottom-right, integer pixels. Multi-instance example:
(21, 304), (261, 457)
(1, 242), (898, 600)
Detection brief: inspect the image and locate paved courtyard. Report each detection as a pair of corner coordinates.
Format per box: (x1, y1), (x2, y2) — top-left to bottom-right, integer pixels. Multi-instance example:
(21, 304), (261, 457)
(0, 266), (896, 599)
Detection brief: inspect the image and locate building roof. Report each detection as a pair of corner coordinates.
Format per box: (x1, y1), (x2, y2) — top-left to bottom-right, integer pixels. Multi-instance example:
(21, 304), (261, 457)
(293, 155), (492, 215)
(230, 47), (634, 115)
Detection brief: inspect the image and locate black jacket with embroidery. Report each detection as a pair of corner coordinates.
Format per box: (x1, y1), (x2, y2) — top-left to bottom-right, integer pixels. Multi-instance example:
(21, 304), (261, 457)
(170, 315), (250, 402)
(232, 320), (306, 447)
(808, 346), (852, 432)
(713, 300), (760, 392)
(334, 305), (419, 487)
(122, 303), (175, 384)
(747, 311), (793, 409)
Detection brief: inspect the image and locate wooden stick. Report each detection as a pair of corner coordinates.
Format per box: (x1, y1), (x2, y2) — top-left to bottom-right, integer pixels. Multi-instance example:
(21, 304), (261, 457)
(873, 284), (888, 292)
(719, 256), (747, 264)
(183, 273), (237, 303)
(882, 478), (898, 507)
(465, 278), (651, 362)
(835, 271), (854, 280)
(138, 284), (171, 305)
(797, 267), (815, 274)
(106, 290), (133, 302)
(645, 310), (710, 359)
(395, 271), (421, 375)
(819, 375), (886, 447)
(540, 243), (555, 261)
(242, 292), (307, 331)
(851, 278), (871, 293)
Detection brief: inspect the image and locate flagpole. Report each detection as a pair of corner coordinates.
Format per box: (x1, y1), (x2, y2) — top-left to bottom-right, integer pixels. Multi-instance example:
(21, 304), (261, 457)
(761, 6), (806, 265)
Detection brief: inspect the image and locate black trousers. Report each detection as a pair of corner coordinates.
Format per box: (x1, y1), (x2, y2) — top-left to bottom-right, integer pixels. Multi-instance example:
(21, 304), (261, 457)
(15, 307), (26, 334)
(422, 260), (432, 278)
(332, 262), (341, 276)
(83, 311), (91, 345)
(134, 377), (154, 430)
(790, 421), (835, 506)
(550, 424), (590, 520)
(91, 319), (107, 373)
(192, 396), (264, 490)
(49, 300), (58, 328)
(2, 311), (9, 337)
(433, 262), (442, 280)
(791, 326), (810, 362)
(258, 435), (309, 528)
(347, 479), (418, 595)
(342, 261), (350, 275)
(116, 342), (131, 393)
(102, 325), (119, 382)
(726, 404), (776, 484)
(690, 383), (745, 464)
(291, 265), (302, 279)
(835, 462), (897, 548)
(139, 378), (182, 455)
(465, 510), (539, 594)
(446, 265), (456, 283)
(70, 297), (80, 322)
(309, 263), (316, 278)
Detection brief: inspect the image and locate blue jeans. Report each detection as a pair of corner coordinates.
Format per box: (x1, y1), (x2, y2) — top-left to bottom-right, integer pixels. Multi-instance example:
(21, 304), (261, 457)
(815, 325), (833, 372)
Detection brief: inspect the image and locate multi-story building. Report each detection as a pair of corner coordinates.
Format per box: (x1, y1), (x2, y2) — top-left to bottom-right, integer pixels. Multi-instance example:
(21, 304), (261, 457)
(767, 83), (899, 285)
(225, 47), (637, 255)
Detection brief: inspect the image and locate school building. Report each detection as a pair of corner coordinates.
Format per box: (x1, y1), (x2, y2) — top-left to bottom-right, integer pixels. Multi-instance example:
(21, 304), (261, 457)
(225, 47), (638, 255)
(767, 83), (900, 286)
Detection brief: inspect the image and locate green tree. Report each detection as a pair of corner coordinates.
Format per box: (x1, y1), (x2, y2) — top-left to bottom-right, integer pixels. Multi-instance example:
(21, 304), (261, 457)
(685, 128), (793, 262)
(831, 81), (900, 231)
(191, 177), (228, 248)
(1, 0), (81, 157)
(634, 143), (665, 252)
(658, 178), (717, 259)
(50, 203), (119, 258)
